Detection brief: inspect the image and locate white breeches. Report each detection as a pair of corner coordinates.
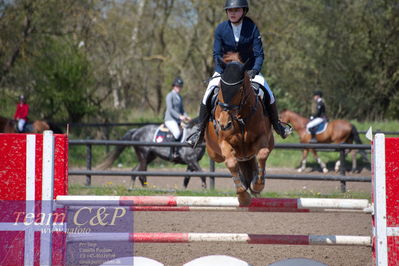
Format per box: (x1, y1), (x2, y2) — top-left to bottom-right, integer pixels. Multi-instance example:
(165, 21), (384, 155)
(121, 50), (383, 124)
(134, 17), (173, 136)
(165, 120), (181, 139)
(202, 72), (275, 105)
(18, 119), (26, 132)
(306, 117), (324, 129)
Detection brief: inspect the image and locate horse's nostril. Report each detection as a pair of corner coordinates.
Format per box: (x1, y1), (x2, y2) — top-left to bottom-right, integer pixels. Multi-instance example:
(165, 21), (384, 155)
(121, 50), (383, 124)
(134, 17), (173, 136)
(220, 121), (232, 131)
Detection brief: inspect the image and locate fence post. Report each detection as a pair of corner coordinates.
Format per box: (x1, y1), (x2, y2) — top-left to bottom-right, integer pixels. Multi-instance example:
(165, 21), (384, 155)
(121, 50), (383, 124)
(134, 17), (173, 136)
(210, 159), (215, 190)
(340, 149), (346, 192)
(86, 143), (92, 186)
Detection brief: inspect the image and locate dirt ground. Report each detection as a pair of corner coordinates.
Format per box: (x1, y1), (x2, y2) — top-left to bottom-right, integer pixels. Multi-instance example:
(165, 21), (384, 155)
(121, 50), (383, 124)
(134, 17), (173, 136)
(69, 167), (373, 266)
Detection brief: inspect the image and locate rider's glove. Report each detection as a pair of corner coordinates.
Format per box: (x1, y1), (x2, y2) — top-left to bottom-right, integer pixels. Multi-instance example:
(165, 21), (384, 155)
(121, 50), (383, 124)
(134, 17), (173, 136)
(247, 69), (259, 79)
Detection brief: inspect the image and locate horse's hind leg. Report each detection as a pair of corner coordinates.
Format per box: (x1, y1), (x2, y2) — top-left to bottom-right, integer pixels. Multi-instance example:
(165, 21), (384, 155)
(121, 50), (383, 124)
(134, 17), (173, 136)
(350, 149), (358, 173)
(298, 149), (309, 172)
(311, 149), (328, 173)
(130, 151), (151, 190)
(184, 162), (206, 189)
(183, 166), (192, 189)
(251, 148), (271, 196)
(129, 165), (140, 190)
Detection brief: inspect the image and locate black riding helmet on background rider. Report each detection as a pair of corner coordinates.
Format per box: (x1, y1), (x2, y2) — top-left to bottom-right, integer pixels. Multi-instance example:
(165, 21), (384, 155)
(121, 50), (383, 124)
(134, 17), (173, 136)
(172, 77), (184, 87)
(19, 95), (26, 102)
(313, 90), (323, 97)
(224, 0), (249, 13)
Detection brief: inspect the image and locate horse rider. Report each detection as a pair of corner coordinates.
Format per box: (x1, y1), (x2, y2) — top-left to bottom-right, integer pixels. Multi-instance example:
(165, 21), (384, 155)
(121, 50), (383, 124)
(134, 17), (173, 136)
(164, 77), (191, 158)
(306, 90), (327, 143)
(13, 95), (29, 133)
(186, 0), (291, 148)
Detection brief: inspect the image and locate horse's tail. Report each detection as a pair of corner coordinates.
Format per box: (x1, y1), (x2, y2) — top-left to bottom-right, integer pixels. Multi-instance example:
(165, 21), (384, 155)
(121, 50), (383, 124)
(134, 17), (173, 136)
(96, 129), (137, 170)
(351, 124), (369, 161)
(351, 125), (362, 144)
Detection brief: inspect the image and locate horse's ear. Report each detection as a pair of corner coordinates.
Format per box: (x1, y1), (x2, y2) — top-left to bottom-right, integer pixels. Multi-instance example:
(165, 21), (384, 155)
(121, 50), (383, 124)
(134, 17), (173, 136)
(218, 57), (226, 70)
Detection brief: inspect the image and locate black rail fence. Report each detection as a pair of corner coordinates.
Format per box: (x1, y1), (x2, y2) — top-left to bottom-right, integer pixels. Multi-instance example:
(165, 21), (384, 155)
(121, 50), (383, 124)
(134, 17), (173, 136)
(69, 140), (371, 192)
(61, 121), (399, 136)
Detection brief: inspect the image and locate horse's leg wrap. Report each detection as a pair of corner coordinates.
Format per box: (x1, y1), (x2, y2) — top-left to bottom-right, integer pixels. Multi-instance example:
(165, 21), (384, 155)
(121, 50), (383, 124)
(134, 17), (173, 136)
(232, 176), (246, 193)
(298, 159), (307, 172)
(251, 168), (265, 194)
(317, 157), (328, 173)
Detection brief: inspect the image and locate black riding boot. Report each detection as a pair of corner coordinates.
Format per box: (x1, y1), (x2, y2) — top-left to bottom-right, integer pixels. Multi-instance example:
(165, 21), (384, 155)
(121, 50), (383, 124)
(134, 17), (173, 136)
(309, 132), (317, 143)
(265, 101), (291, 139)
(171, 145), (180, 160)
(186, 103), (210, 149)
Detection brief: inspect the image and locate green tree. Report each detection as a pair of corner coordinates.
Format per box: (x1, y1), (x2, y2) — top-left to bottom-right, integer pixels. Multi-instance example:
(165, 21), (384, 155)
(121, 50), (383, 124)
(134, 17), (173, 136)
(32, 38), (96, 122)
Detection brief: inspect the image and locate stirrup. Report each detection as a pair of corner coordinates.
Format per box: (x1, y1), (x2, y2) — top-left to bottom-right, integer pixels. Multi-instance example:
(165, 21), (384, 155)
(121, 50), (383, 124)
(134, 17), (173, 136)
(281, 121), (293, 137)
(275, 121), (292, 139)
(186, 132), (201, 148)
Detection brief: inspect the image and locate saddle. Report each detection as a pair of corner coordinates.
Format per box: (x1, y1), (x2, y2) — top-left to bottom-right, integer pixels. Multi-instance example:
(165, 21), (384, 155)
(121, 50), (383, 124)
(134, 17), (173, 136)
(307, 120), (328, 135)
(153, 124), (183, 143)
(209, 82), (266, 121)
(16, 122), (33, 133)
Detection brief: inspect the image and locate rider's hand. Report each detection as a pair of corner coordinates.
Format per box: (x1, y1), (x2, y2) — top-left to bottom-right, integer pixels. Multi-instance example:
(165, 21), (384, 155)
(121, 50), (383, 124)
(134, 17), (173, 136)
(247, 69), (259, 79)
(180, 115), (189, 122)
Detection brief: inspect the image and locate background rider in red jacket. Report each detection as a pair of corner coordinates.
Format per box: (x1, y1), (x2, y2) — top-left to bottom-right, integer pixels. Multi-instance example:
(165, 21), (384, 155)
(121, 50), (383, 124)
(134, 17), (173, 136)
(13, 95), (29, 132)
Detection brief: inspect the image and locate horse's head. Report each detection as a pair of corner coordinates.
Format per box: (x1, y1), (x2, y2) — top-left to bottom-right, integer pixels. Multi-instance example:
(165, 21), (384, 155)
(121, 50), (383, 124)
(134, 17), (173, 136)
(32, 120), (50, 133)
(279, 109), (291, 124)
(218, 53), (251, 106)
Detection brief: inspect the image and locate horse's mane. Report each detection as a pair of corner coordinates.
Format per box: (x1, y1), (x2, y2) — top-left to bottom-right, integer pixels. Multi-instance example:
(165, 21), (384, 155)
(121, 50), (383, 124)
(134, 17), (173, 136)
(223, 52), (242, 63)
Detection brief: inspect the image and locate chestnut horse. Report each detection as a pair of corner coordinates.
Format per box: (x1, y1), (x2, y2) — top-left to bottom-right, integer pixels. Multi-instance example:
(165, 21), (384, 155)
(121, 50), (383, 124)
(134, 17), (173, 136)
(0, 115), (62, 133)
(205, 53), (274, 206)
(279, 110), (367, 173)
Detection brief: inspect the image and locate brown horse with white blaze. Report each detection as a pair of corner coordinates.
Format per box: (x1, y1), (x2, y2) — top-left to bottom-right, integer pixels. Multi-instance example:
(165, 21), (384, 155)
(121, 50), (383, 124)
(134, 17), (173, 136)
(205, 52), (274, 206)
(279, 109), (367, 173)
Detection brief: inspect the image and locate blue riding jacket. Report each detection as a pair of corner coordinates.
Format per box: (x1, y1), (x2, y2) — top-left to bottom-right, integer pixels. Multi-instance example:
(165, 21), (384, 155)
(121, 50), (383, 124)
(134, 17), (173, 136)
(213, 17), (264, 74)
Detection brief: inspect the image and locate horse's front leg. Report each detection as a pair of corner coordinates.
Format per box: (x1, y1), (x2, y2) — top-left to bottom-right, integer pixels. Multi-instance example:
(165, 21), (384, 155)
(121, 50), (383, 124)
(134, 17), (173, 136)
(298, 149), (309, 172)
(251, 147), (272, 196)
(225, 157), (251, 206)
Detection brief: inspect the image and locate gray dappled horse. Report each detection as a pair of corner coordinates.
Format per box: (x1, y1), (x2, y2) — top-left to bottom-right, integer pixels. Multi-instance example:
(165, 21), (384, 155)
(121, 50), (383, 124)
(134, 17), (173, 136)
(97, 118), (207, 189)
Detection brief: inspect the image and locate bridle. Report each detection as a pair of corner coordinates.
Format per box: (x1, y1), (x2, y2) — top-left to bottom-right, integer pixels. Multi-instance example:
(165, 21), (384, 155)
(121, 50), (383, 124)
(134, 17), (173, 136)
(217, 76), (258, 133)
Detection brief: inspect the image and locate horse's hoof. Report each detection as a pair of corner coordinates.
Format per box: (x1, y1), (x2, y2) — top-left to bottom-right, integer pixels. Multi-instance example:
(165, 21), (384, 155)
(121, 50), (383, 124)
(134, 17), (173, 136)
(251, 180), (265, 194)
(297, 168), (303, 173)
(237, 191), (251, 206)
(322, 168), (328, 174)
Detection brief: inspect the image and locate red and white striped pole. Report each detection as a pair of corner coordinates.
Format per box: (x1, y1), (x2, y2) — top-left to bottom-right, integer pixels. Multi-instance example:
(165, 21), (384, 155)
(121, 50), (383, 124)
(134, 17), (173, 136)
(67, 232), (371, 246)
(56, 195), (371, 212)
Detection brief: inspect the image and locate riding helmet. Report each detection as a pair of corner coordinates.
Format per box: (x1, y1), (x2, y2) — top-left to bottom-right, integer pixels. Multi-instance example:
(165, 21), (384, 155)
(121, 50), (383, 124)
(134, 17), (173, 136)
(172, 77), (184, 87)
(19, 95), (26, 102)
(224, 0), (249, 12)
(313, 90), (323, 97)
